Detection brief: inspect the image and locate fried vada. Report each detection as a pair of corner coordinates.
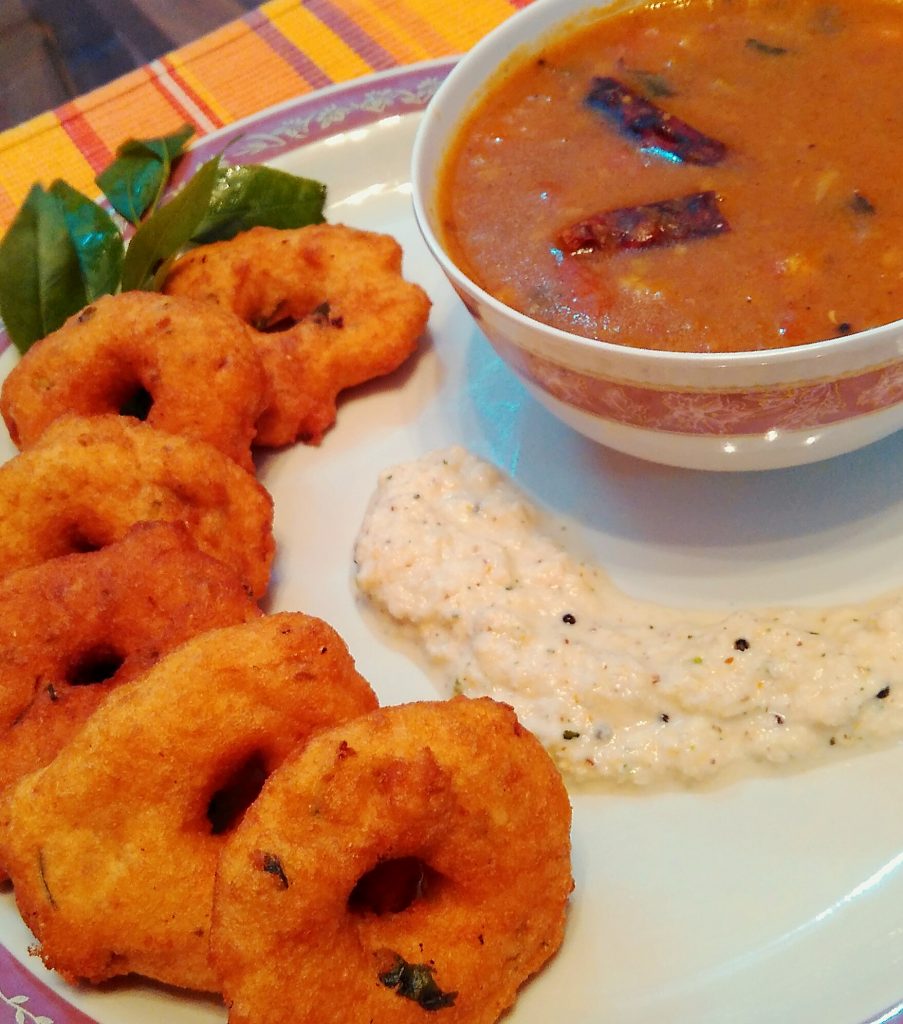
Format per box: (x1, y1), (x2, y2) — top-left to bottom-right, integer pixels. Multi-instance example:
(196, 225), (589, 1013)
(0, 613), (378, 992)
(211, 697), (573, 1024)
(163, 224), (430, 446)
(0, 520), (261, 865)
(0, 292), (269, 471)
(0, 414), (274, 596)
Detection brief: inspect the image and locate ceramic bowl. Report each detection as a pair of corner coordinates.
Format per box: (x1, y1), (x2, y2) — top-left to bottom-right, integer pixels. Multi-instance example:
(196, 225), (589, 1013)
(410, 0), (903, 471)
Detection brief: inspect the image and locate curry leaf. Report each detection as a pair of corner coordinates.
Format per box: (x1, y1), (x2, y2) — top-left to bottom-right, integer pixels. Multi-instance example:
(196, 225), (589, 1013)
(50, 179), (124, 300)
(96, 124), (194, 224)
(121, 155), (221, 291)
(378, 954), (457, 1011)
(191, 164), (327, 244)
(142, 123), (196, 163)
(0, 184), (97, 353)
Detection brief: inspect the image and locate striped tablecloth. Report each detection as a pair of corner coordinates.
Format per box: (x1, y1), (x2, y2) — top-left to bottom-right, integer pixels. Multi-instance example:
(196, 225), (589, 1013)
(0, 0), (526, 233)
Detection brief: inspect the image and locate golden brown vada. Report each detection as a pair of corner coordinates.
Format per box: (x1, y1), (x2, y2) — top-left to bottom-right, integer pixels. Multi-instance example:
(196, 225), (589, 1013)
(0, 521), (261, 837)
(163, 224), (430, 446)
(0, 613), (378, 992)
(0, 414), (274, 596)
(211, 697), (573, 1024)
(0, 292), (269, 471)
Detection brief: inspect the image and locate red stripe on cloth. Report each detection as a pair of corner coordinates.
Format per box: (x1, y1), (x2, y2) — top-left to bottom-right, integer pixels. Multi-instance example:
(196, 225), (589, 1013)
(145, 73), (210, 131)
(245, 9), (333, 90)
(156, 57), (225, 130)
(55, 103), (114, 174)
(304, 0), (397, 70)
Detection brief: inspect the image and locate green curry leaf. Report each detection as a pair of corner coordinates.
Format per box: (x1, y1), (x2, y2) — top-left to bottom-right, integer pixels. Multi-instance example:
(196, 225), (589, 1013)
(120, 155), (222, 291)
(96, 124), (194, 224)
(191, 164), (327, 244)
(378, 954), (457, 1011)
(0, 182), (122, 354)
(2, 137), (328, 348)
(50, 179), (124, 301)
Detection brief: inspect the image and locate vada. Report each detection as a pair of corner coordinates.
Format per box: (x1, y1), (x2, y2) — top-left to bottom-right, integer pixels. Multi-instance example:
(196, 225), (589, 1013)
(0, 613), (378, 992)
(211, 697), (573, 1024)
(0, 292), (269, 471)
(163, 224), (430, 446)
(0, 414), (274, 596)
(0, 521), (261, 846)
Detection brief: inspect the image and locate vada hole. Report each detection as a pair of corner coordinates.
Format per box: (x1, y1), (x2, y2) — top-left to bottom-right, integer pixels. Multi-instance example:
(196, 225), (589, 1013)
(252, 301), (334, 333)
(348, 857), (441, 916)
(67, 526), (103, 554)
(254, 314), (300, 334)
(252, 300), (299, 334)
(207, 752), (268, 835)
(118, 386), (154, 422)
(66, 646), (125, 686)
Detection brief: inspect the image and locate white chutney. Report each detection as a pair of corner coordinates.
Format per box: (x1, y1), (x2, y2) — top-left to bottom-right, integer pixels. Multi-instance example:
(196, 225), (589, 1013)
(353, 447), (903, 785)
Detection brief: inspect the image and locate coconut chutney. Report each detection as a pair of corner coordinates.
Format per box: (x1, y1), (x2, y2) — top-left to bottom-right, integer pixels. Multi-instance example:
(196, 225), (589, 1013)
(354, 447), (903, 785)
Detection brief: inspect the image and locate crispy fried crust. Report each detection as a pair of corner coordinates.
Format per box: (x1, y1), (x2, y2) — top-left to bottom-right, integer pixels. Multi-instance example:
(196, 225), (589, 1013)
(163, 224), (431, 446)
(0, 521), (260, 822)
(211, 697), (573, 1024)
(0, 613), (378, 992)
(0, 414), (274, 596)
(0, 291), (269, 471)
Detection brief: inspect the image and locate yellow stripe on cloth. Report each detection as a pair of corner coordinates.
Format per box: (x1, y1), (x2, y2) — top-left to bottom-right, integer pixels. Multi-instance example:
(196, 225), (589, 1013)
(261, 2), (374, 85)
(0, 114), (98, 224)
(397, 0), (522, 53)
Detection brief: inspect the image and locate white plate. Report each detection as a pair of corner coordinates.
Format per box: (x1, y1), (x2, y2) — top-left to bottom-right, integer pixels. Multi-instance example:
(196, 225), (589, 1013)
(2, 60), (903, 1024)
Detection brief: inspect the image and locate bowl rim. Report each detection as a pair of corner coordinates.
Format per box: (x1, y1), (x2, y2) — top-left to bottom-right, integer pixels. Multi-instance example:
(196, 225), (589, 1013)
(410, 0), (903, 374)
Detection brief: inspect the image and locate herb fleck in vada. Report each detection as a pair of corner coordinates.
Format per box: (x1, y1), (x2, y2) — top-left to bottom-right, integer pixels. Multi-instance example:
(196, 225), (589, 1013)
(0, 291), (269, 471)
(211, 697), (573, 1024)
(0, 613), (378, 992)
(0, 520), (261, 866)
(163, 223), (431, 446)
(0, 414), (274, 596)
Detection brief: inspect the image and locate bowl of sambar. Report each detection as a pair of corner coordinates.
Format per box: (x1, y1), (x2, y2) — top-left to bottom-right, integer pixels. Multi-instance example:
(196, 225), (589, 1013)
(412, 0), (903, 470)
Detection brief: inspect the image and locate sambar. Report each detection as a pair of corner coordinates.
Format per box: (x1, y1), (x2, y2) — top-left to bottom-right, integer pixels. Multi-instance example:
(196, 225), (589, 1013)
(438, 0), (903, 353)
